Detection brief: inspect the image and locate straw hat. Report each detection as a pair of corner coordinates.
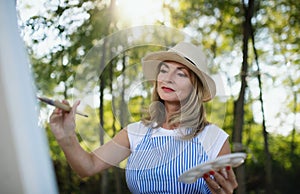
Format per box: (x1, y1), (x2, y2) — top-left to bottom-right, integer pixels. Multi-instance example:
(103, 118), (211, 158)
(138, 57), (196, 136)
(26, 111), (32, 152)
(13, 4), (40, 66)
(142, 42), (216, 102)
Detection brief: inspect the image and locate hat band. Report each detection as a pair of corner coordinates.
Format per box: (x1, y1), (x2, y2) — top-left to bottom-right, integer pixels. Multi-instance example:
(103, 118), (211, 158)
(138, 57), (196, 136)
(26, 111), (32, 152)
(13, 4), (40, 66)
(184, 57), (196, 67)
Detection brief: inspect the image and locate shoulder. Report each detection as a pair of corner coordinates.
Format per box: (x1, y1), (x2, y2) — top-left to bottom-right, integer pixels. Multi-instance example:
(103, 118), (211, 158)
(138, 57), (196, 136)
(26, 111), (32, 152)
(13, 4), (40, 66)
(127, 121), (149, 151)
(198, 124), (229, 160)
(202, 124), (228, 138)
(127, 121), (148, 136)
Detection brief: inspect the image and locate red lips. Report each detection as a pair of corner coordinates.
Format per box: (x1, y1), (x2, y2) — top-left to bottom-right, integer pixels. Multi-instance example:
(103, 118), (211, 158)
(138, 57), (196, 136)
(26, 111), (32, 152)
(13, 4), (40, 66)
(162, 86), (175, 92)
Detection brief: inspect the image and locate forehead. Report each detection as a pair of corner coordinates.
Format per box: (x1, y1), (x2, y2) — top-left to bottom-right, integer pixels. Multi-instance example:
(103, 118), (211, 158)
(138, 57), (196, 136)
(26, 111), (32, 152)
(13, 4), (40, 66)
(159, 61), (188, 69)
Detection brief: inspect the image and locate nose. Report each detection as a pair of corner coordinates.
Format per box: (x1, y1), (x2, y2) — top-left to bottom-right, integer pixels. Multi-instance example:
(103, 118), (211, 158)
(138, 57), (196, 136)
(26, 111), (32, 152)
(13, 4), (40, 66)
(162, 71), (174, 83)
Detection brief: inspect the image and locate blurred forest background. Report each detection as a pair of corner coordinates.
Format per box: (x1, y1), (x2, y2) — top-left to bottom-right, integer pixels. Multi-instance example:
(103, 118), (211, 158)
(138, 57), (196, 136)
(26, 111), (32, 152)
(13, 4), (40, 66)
(16, 0), (299, 193)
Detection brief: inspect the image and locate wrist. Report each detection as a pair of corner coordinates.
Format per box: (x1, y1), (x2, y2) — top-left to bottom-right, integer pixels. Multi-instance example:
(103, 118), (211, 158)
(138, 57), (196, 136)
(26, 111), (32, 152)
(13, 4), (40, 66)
(57, 133), (78, 147)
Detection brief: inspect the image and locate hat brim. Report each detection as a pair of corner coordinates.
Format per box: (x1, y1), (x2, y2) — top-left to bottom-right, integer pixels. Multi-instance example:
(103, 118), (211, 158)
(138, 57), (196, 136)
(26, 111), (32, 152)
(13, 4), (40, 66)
(142, 51), (216, 102)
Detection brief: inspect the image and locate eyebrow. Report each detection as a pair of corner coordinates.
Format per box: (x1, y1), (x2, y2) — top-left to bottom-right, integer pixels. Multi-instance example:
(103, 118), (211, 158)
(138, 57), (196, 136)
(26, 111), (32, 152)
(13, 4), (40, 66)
(160, 62), (189, 71)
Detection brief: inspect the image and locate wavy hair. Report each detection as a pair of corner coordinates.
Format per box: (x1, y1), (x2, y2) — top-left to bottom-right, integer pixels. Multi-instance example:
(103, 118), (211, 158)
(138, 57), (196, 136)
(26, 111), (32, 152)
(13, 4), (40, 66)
(142, 62), (210, 139)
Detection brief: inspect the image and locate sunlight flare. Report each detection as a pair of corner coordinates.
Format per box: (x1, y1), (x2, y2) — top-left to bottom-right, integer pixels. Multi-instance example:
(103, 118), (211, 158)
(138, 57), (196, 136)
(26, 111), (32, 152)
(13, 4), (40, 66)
(116, 0), (166, 25)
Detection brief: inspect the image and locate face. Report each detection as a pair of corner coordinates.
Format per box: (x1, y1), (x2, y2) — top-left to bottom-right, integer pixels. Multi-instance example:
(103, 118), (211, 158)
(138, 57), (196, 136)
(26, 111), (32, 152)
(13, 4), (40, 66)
(156, 61), (193, 104)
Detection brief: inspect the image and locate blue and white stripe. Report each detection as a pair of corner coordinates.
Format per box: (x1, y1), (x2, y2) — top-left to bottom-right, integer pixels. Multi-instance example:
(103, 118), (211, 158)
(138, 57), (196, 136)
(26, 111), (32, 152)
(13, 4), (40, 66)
(126, 128), (211, 194)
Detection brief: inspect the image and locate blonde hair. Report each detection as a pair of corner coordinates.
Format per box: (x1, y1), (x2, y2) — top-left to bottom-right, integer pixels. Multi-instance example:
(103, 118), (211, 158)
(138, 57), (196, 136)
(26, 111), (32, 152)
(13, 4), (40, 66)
(142, 62), (209, 139)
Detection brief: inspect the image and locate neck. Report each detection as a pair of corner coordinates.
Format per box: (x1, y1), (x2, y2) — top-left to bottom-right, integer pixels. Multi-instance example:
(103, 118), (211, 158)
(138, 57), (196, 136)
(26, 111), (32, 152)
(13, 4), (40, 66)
(163, 101), (180, 130)
(164, 101), (180, 113)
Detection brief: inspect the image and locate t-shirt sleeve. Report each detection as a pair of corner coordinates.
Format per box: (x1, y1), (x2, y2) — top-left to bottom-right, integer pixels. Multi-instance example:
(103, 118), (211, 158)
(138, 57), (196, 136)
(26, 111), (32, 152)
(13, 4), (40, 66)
(199, 124), (229, 161)
(127, 121), (148, 152)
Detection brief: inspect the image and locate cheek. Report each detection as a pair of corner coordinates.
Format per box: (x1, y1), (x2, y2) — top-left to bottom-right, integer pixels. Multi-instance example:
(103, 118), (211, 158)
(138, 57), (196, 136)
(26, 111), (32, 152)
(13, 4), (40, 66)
(156, 81), (163, 89)
(183, 79), (193, 91)
(156, 73), (164, 82)
(178, 82), (194, 98)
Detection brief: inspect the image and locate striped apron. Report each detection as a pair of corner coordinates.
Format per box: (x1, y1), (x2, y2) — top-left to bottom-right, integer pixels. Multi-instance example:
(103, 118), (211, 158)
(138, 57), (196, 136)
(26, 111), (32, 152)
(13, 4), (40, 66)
(126, 128), (211, 194)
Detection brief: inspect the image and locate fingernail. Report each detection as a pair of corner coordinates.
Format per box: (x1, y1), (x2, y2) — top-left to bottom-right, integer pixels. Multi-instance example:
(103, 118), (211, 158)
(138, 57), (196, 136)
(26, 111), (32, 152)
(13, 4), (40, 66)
(209, 171), (215, 175)
(226, 166), (231, 171)
(203, 173), (209, 179)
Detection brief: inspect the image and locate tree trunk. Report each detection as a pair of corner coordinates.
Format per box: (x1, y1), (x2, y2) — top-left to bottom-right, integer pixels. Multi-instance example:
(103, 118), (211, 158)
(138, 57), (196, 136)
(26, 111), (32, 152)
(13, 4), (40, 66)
(290, 87), (297, 166)
(120, 53), (128, 128)
(233, 1), (254, 194)
(99, 1), (116, 193)
(251, 21), (273, 194)
(110, 52), (122, 194)
(99, 38), (108, 194)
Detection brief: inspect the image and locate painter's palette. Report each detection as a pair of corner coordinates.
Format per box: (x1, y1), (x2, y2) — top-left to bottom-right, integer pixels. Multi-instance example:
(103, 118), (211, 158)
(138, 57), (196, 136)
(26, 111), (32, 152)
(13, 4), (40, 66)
(178, 152), (247, 184)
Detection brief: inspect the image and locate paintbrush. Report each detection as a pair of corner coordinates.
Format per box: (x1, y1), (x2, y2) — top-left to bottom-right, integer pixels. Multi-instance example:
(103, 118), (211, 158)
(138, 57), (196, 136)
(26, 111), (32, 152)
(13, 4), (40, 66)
(37, 96), (88, 118)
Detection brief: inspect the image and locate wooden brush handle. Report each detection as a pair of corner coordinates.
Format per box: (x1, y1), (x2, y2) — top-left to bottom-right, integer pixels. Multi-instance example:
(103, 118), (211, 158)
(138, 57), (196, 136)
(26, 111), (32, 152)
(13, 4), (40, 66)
(53, 100), (72, 111)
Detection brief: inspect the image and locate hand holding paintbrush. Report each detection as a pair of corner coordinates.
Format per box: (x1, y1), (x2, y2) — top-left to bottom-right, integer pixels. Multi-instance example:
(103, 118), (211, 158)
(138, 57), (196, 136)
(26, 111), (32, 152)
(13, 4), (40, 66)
(38, 96), (88, 118)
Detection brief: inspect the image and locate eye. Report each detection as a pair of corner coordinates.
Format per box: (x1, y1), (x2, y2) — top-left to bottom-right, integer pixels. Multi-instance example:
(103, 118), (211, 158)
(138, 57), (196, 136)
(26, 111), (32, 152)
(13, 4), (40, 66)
(159, 66), (168, 74)
(177, 69), (189, 77)
(177, 72), (187, 77)
(159, 69), (167, 73)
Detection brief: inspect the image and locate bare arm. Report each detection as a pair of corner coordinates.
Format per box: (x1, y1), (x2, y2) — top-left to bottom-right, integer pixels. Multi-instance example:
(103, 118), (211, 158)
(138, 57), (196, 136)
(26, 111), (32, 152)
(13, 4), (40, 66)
(50, 100), (130, 178)
(217, 138), (231, 156)
(90, 128), (131, 175)
(57, 128), (130, 178)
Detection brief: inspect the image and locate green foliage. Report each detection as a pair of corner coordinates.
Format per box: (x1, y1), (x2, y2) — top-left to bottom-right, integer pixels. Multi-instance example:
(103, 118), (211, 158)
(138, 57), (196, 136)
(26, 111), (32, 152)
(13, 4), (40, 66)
(18, 0), (300, 193)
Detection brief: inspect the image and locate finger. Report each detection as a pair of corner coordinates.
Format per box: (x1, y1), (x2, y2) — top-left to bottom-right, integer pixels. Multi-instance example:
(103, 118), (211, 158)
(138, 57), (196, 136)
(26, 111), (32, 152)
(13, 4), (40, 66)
(50, 108), (61, 119)
(219, 168), (228, 179)
(207, 185), (222, 194)
(57, 100), (70, 114)
(53, 107), (61, 114)
(62, 100), (70, 106)
(204, 173), (224, 194)
(73, 100), (80, 109)
(209, 171), (225, 186)
(70, 100), (80, 115)
(226, 166), (238, 188)
(212, 170), (236, 193)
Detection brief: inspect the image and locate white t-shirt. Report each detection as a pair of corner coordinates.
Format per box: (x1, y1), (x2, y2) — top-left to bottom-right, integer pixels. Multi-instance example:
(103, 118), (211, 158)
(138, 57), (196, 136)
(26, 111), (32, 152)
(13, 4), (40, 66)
(127, 121), (229, 161)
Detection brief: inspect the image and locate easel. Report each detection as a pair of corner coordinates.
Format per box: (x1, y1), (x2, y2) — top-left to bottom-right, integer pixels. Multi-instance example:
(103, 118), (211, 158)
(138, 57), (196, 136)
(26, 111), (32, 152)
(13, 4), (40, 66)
(0, 1), (58, 193)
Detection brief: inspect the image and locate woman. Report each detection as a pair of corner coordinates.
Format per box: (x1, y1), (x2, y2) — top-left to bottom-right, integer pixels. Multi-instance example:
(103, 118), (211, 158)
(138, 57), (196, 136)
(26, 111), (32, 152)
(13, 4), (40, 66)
(50, 42), (238, 194)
